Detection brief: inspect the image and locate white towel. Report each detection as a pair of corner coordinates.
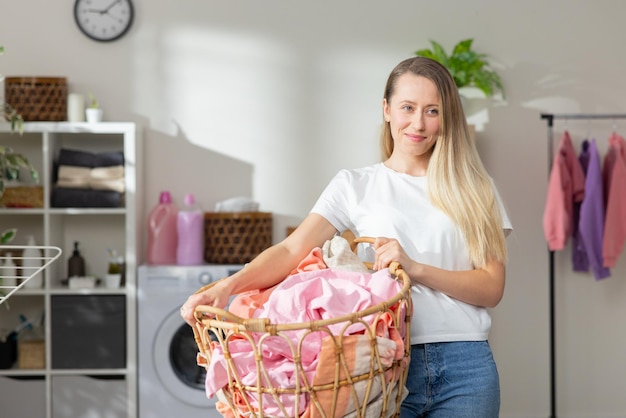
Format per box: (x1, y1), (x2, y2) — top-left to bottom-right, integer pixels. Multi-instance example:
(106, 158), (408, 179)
(57, 165), (125, 193)
(322, 236), (370, 273)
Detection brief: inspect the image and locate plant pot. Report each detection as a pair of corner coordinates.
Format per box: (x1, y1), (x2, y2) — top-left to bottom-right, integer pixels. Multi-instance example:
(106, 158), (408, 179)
(85, 108), (103, 123)
(104, 273), (121, 289)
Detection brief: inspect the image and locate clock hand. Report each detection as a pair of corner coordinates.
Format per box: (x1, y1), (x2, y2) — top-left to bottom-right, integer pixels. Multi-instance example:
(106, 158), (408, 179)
(101, 0), (122, 14)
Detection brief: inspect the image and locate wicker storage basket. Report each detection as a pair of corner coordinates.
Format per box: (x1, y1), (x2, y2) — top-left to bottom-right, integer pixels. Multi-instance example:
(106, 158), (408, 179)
(204, 212), (272, 264)
(18, 338), (45, 369)
(4, 77), (67, 121)
(0, 185), (44, 208)
(192, 237), (412, 418)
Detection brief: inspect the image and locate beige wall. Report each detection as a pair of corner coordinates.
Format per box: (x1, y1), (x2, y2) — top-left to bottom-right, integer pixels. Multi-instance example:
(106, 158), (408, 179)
(3, 1), (626, 416)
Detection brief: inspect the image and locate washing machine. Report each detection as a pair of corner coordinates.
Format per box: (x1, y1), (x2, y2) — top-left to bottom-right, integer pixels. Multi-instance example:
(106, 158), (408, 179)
(138, 264), (243, 418)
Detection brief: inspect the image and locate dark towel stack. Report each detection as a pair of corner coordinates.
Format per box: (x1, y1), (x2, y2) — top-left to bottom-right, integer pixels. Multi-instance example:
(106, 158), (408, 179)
(52, 148), (125, 208)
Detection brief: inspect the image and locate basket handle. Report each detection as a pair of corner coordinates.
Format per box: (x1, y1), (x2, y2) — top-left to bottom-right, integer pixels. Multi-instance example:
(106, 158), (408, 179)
(192, 235), (407, 331)
(351, 236), (375, 269)
(352, 236), (407, 276)
(194, 304), (270, 332)
(350, 235), (374, 251)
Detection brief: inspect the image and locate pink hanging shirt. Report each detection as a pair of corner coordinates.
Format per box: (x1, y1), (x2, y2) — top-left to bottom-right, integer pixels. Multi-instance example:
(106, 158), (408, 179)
(602, 133), (626, 267)
(543, 131), (586, 251)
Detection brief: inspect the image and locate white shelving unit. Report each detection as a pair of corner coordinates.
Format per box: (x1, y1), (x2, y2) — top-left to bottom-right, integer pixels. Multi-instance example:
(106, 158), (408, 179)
(0, 122), (141, 418)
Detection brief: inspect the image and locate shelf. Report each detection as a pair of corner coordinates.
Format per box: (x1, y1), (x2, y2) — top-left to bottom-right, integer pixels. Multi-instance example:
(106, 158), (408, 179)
(47, 208), (127, 215)
(0, 208), (46, 215)
(0, 121), (136, 134)
(0, 121), (139, 418)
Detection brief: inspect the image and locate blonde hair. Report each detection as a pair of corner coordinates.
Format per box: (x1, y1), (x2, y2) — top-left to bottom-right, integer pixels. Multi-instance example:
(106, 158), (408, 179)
(381, 57), (507, 266)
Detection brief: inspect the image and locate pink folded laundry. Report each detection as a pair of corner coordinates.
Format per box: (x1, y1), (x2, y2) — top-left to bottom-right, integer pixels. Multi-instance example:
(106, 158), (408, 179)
(205, 267), (405, 417)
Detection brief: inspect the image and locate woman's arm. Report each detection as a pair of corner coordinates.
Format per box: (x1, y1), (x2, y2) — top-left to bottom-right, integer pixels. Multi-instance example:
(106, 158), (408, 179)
(181, 213), (337, 325)
(372, 237), (505, 308)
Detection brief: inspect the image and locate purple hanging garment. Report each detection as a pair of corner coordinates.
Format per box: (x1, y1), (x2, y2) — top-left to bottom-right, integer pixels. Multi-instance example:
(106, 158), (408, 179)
(578, 139), (611, 280)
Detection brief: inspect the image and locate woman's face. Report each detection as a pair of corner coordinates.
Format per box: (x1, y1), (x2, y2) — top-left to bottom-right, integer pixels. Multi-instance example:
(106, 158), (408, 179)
(383, 73), (440, 162)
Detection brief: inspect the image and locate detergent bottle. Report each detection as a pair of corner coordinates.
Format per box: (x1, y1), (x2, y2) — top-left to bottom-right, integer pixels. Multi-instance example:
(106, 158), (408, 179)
(147, 191), (178, 265)
(176, 193), (204, 265)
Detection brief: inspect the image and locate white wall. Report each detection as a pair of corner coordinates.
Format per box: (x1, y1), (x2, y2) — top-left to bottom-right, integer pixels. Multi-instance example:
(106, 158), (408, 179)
(2, 1), (626, 416)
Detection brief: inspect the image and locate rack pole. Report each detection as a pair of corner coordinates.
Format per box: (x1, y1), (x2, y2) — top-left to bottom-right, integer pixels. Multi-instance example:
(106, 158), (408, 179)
(541, 113), (557, 418)
(540, 112), (626, 418)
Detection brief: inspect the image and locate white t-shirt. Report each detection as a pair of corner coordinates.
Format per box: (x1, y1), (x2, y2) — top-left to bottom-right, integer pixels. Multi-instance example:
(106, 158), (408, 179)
(311, 162), (512, 345)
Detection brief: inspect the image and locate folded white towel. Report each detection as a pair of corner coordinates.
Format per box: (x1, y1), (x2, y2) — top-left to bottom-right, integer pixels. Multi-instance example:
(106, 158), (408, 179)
(57, 165), (125, 193)
(57, 178), (90, 189)
(58, 165), (91, 181)
(90, 166), (125, 180)
(90, 178), (125, 193)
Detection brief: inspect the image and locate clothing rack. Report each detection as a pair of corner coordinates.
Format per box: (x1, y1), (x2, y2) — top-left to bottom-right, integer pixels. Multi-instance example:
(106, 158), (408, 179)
(540, 112), (626, 418)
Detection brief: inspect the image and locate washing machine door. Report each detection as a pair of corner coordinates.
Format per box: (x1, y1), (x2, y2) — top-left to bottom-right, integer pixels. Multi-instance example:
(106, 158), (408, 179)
(154, 307), (217, 408)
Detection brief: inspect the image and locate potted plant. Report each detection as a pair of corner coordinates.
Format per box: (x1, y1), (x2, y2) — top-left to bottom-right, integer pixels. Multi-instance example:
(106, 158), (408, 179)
(0, 144), (39, 198)
(85, 92), (103, 123)
(415, 38), (504, 98)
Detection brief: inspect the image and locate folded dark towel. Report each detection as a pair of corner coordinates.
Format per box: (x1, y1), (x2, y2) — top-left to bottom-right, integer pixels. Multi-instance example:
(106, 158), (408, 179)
(57, 148), (96, 168)
(57, 148), (124, 167)
(51, 187), (123, 208)
(95, 151), (125, 167)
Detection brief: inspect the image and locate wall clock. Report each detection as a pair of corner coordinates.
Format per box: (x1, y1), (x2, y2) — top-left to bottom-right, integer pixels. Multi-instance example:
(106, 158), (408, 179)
(74, 0), (135, 42)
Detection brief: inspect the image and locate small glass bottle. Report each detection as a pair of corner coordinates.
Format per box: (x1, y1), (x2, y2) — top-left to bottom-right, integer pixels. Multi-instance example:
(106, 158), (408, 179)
(67, 241), (86, 278)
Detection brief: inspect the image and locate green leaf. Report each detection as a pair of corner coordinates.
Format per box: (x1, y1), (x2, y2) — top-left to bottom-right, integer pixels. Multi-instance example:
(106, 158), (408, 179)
(429, 40), (449, 64)
(30, 167), (39, 183)
(452, 39), (473, 55)
(1, 228), (17, 244)
(415, 49), (436, 60)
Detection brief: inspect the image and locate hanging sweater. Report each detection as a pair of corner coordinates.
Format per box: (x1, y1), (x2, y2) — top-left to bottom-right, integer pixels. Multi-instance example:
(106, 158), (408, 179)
(543, 131), (586, 251)
(602, 133), (626, 267)
(578, 139), (610, 279)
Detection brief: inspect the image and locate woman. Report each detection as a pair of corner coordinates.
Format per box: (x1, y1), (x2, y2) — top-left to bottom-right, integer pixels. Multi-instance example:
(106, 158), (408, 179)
(181, 56), (512, 417)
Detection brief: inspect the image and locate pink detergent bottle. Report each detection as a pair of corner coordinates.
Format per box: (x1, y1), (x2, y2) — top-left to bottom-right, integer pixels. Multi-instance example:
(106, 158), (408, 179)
(147, 191), (178, 265)
(176, 193), (205, 265)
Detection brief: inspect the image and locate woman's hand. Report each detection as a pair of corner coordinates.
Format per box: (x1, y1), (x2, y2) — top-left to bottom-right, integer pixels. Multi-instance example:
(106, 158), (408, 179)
(372, 236), (505, 308)
(372, 237), (414, 273)
(180, 279), (233, 327)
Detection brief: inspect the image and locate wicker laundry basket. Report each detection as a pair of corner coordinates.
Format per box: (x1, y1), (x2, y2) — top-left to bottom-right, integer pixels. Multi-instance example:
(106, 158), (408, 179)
(192, 237), (412, 418)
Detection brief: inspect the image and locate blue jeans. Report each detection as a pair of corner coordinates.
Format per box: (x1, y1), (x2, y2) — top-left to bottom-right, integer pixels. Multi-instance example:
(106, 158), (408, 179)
(400, 341), (500, 418)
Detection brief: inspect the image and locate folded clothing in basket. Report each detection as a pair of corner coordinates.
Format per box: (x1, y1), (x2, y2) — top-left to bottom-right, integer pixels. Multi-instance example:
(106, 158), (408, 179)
(204, 260), (406, 417)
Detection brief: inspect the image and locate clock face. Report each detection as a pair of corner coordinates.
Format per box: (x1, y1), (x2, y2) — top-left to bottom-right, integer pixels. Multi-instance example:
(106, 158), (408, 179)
(74, 0), (134, 42)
